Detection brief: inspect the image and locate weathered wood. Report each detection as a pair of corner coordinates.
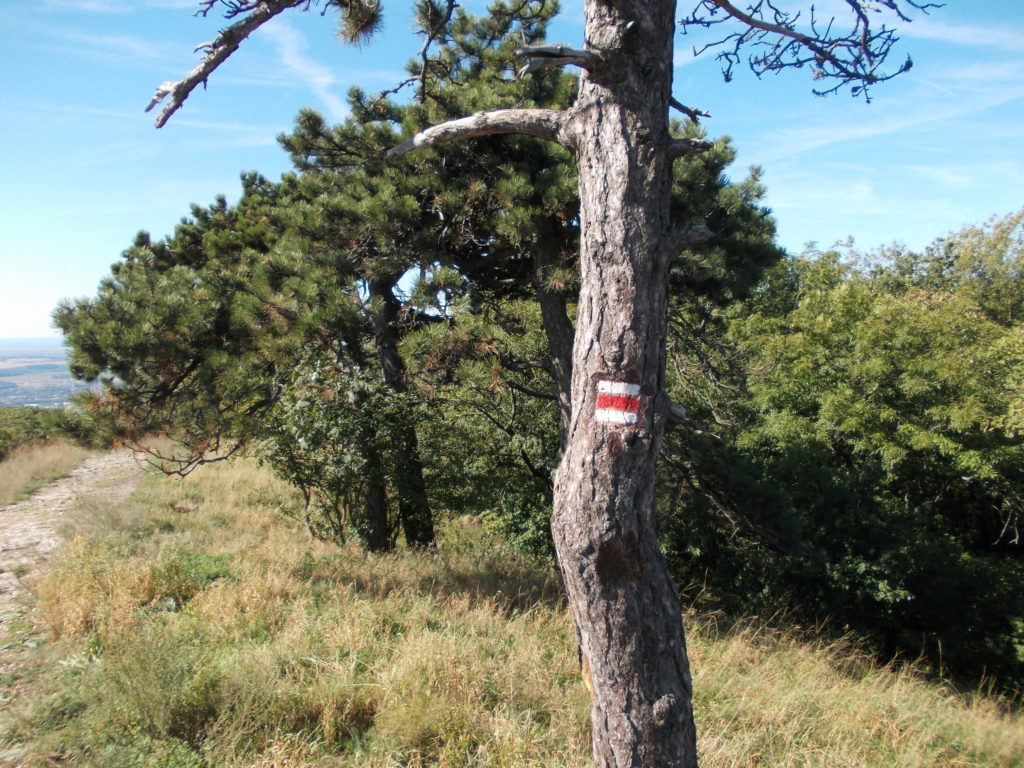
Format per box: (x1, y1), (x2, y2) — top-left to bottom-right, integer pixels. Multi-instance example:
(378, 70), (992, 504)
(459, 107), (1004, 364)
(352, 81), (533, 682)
(669, 223), (715, 254)
(669, 97), (712, 123)
(147, 0), (307, 128)
(385, 109), (568, 159)
(667, 137), (714, 160)
(515, 43), (603, 77)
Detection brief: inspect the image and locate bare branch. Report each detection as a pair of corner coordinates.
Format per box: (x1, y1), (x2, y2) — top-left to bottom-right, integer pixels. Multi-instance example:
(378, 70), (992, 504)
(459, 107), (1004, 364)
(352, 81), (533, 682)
(506, 379), (558, 401)
(666, 137), (714, 160)
(385, 109), (568, 159)
(667, 399), (689, 423)
(515, 43), (602, 77)
(682, 0), (938, 98)
(670, 97), (712, 124)
(364, 75), (422, 113)
(194, 1), (284, 19)
(664, 397), (724, 443)
(659, 397), (724, 444)
(148, 0), (307, 128)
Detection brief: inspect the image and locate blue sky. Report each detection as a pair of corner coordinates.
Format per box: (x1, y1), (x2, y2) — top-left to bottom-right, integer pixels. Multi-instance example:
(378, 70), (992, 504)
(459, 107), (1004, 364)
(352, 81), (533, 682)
(1, 0), (1022, 338)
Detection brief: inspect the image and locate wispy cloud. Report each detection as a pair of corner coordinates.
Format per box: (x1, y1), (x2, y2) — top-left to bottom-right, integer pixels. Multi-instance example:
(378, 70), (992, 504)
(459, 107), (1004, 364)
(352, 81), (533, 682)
(42, 0), (134, 11)
(758, 111), (928, 165)
(895, 164), (976, 189)
(928, 59), (1024, 90)
(4, 100), (283, 150)
(754, 60), (1024, 164)
(901, 18), (1024, 51)
(762, 152), (1024, 253)
(258, 20), (349, 122)
(220, 66), (407, 91)
(674, 46), (713, 69)
(904, 158), (1024, 191)
(70, 140), (162, 167)
(38, 27), (183, 67)
(43, 0), (197, 12)
(1, 100), (161, 127)
(177, 130), (282, 150)
(769, 173), (887, 217)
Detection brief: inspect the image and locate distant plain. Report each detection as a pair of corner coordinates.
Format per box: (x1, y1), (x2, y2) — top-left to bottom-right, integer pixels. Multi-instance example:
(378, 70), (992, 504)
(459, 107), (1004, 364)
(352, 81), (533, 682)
(0, 339), (82, 408)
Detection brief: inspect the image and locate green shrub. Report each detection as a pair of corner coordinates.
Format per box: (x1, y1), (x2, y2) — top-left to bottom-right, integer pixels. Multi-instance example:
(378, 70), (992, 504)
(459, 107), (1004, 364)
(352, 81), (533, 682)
(0, 407), (65, 460)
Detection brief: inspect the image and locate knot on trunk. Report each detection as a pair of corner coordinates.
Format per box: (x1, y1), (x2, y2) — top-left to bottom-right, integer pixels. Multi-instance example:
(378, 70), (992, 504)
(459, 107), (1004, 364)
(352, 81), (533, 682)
(595, 531), (642, 583)
(653, 693), (679, 726)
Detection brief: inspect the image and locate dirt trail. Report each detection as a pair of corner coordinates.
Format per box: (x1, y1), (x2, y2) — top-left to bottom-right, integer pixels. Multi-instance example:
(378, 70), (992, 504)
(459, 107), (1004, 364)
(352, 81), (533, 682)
(0, 450), (145, 640)
(0, 451), (146, 763)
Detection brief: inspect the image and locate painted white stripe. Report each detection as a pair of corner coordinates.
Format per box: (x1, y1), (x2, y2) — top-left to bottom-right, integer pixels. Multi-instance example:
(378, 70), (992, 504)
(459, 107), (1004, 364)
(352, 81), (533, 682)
(597, 380), (641, 396)
(595, 408), (638, 425)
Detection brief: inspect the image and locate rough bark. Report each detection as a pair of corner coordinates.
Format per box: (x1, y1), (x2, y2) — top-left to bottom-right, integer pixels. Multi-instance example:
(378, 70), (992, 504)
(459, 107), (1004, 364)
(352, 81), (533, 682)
(163, 0), (700, 760)
(550, 0), (698, 765)
(368, 278), (436, 548)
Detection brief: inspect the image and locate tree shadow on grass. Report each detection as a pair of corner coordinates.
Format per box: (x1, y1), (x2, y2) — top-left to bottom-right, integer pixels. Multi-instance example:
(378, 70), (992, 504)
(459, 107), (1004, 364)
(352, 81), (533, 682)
(292, 524), (567, 618)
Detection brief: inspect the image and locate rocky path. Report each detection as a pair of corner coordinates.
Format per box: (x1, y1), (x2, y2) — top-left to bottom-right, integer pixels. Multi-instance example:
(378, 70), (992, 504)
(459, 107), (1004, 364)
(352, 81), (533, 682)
(0, 450), (145, 644)
(0, 451), (146, 763)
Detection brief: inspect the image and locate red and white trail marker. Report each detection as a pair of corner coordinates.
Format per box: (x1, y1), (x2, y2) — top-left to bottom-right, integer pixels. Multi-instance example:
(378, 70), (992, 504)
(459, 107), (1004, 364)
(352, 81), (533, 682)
(595, 380), (641, 425)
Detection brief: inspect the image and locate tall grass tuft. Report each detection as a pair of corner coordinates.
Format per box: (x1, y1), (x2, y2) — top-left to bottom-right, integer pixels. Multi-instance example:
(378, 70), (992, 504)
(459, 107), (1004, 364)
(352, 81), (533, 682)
(0, 440), (90, 506)
(4, 458), (1022, 767)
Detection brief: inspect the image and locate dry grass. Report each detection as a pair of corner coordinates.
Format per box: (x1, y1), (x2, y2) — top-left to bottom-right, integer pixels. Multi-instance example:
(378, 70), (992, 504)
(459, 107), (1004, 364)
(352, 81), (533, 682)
(691, 620), (1023, 767)
(4, 458), (1022, 767)
(0, 440), (90, 506)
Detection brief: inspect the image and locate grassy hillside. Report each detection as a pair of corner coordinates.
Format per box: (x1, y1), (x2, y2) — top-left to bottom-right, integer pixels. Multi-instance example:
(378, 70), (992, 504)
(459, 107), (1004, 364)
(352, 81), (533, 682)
(0, 441), (90, 506)
(0, 403), (107, 504)
(2, 458), (1021, 767)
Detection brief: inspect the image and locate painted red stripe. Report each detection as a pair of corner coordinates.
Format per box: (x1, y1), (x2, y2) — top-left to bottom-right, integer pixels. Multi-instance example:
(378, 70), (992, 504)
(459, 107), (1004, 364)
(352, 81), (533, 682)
(596, 393), (640, 412)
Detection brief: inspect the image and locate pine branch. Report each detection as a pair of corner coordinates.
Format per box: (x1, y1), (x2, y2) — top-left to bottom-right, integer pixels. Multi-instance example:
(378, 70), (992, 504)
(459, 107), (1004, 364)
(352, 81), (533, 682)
(148, 0), (308, 128)
(667, 137), (714, 160)
(668, 223), (714, 253)
(414, 0), (458, 102)
(669, 98), (712, 124)
(664, 397), (725, 444)
(515, 43), (602, 77)
(385, 108), (569, 158)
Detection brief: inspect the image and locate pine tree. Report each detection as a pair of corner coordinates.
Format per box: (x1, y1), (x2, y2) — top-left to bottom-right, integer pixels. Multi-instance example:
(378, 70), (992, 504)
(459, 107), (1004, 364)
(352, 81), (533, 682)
(141, 1), (934, 763)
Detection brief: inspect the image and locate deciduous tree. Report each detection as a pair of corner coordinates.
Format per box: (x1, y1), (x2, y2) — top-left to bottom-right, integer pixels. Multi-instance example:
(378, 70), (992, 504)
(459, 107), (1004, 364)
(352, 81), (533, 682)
(719, 219), (1024, 687)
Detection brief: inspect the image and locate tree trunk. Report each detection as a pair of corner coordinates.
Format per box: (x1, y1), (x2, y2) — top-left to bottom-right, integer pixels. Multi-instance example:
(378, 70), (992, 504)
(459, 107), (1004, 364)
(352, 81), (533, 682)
(360, 470), (393, 553)
(551, 0), (698, 765)
(369, 278), (436, 548)
(379, 1), (699, 760)
(533, 222), (576, 448)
